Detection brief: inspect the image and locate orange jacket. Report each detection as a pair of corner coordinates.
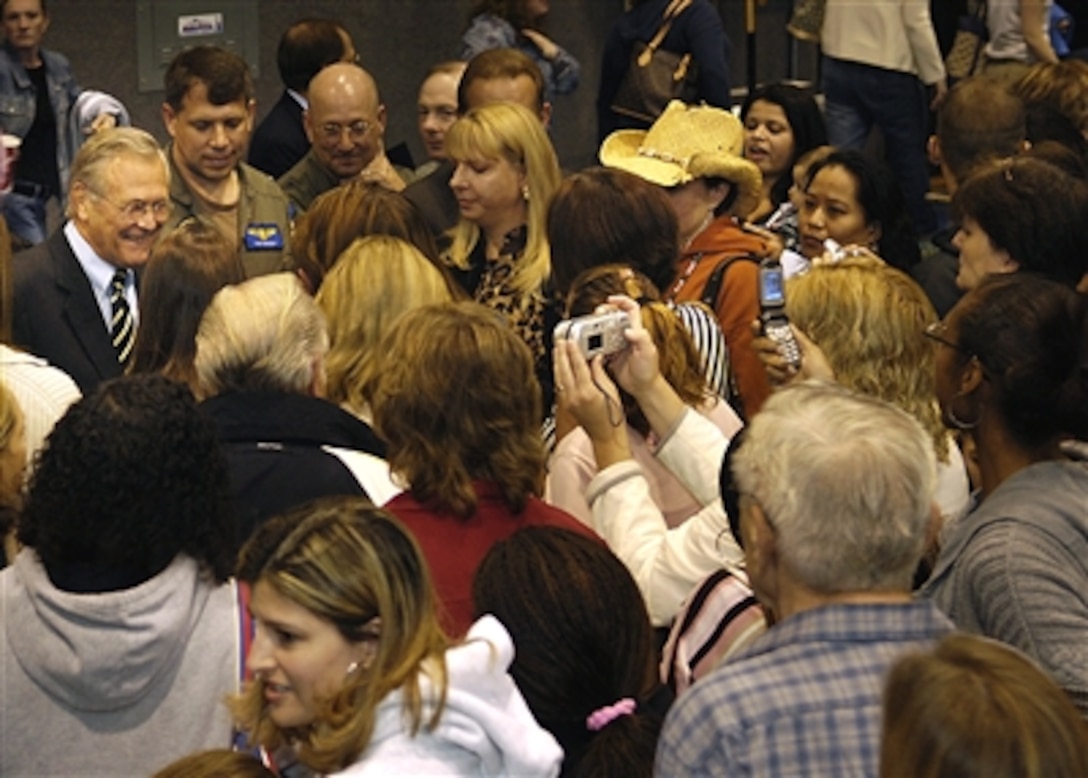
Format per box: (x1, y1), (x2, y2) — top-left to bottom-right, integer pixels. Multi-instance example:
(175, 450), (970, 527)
(666, 216), (771, 418)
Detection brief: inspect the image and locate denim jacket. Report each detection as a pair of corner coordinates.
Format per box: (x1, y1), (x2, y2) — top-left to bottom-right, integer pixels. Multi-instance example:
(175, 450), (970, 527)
(0, 45), (81, 195)
(459, 13), (580, 102)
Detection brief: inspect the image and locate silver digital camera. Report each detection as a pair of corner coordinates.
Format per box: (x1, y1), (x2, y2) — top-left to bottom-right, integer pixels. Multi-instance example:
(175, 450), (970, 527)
(553, 310), (629, 360)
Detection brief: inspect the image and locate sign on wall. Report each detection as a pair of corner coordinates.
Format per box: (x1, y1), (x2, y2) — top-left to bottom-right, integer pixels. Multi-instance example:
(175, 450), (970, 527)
(135, 2), (259, 92)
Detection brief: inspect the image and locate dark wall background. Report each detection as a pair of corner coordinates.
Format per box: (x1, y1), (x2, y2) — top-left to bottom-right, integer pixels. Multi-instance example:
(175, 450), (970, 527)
(45, 0), (816, 171)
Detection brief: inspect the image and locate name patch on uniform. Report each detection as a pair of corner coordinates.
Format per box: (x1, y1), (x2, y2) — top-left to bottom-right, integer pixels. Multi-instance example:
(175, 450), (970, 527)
(244, 223), (284, 251)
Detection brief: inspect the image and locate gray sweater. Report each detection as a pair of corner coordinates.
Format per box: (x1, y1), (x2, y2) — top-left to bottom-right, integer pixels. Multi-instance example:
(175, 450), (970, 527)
(0, 552), (241, 775)
(921, 459), (1088, 716)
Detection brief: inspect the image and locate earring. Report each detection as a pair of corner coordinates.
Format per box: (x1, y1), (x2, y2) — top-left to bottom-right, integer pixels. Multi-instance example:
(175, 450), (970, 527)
(945, 392), (979, 431)
(522, 184), (530, 202)
(345, 661), (359, 676)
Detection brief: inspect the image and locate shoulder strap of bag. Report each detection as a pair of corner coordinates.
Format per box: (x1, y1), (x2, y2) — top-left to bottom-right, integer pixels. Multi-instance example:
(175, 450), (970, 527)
(640, 0), (694, 63)
(700, 253), (760, 311)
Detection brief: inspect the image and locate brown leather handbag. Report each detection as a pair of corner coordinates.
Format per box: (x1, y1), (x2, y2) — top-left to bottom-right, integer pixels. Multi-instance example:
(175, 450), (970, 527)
(610, 0), (700, 124)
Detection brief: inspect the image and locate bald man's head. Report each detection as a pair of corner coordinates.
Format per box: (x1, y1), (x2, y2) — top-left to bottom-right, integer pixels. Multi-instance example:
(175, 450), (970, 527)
(304, 63), (386, 180)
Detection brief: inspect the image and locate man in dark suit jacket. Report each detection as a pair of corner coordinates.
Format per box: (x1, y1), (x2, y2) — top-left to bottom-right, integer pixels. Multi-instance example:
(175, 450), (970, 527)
(405, 48), (552, 239)
(248, 19), (356, 179)
(12, 127), (170, 394)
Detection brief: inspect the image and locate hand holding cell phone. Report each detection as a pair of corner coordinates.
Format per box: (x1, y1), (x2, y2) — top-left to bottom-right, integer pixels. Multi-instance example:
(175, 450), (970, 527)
(758, 258), (802, 371)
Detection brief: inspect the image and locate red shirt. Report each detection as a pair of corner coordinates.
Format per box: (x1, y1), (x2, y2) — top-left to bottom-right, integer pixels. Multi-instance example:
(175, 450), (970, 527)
(385, 481), (601, 636)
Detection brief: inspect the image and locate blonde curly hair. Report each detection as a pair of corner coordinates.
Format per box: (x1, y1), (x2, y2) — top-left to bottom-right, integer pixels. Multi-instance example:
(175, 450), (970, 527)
(786, 257), (949, 462)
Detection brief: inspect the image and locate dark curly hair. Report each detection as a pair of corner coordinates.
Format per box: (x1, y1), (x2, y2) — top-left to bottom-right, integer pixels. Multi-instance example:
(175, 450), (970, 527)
(18, 374), (236, 583)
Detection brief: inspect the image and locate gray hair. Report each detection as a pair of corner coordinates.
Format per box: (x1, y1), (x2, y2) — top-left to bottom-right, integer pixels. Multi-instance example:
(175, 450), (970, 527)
(66, 127), (168, 215)
(194, 273), (328, 397)
(732, 381), (936, 593)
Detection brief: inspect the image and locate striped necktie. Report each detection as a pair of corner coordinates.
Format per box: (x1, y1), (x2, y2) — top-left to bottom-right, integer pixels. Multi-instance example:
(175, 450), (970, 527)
(109, 269), (135, 366)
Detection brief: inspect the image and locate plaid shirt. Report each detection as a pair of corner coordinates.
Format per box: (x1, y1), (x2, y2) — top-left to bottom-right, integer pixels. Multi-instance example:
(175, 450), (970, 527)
(655, 601), (955, 777)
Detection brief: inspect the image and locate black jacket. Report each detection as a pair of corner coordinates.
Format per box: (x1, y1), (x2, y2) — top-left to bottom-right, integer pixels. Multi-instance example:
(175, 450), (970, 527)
(201, 391), (388, 549)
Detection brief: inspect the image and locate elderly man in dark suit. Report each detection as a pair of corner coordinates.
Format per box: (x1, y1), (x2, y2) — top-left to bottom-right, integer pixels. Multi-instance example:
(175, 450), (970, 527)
(11, 127), (170, 394)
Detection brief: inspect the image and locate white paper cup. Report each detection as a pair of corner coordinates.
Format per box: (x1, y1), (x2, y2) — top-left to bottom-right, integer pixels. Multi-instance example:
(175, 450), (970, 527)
(0, 134), (21, 195)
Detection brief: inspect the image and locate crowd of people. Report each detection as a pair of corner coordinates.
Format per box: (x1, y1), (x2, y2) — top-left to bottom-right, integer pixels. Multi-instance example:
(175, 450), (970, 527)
(0, 0), (1086, 775)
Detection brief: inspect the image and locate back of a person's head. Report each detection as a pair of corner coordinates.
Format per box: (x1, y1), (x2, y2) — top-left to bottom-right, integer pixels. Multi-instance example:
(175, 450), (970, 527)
(566, 265), (709, 436)
(881, 634), (1088, 778)
(1013, 59), (1088, 139)
(732, 381), (935, 593)
(937, 76), (1027, 184)
(473, 526), (661, 777)
(469, 0), (540, 30)
(18, 374), (235, 585)
(232, 496), (449, 773)
(369, 301), (543, 519)
(1024, 138), (1088, 180)
(194, 273), (328, 398)
(953, 156), (1088, 288)
(457, 47), (545, 114)
(785, 257), (947, 461)
(547, 167), (679, 296)
(954, 273), (1088, 448)
(316, 235), (454, 412)
(1024, 103), (1088, 160)
(277, 19), (349, 93)
(291, 181), (443, 292)
(129, 220), (246, 388)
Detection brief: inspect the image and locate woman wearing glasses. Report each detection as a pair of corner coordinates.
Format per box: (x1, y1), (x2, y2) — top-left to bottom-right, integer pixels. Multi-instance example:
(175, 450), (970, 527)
(919, 273), (1088, 717)
(443, 101), (562, 412)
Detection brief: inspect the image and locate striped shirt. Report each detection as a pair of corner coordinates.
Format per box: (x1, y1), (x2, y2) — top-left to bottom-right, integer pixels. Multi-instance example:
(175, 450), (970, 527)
(655, 601), (955, 777)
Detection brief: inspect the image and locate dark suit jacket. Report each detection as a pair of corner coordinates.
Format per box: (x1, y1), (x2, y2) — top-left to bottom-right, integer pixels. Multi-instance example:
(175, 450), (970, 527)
(403, 160), (459, 240)
(12, 229), (124, 394)
(248, 92), (309, 179)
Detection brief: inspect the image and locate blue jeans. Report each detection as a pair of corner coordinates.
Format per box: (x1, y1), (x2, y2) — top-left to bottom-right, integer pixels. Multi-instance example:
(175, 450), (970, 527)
(821, 55), (936, 236)
(2, 189), (48, 245)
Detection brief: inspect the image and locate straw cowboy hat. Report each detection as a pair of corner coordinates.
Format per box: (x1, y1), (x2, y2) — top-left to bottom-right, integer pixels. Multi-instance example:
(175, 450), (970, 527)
(599, 100), (763, 219)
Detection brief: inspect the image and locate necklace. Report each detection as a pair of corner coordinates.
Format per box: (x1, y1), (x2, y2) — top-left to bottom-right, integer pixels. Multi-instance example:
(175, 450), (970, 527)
(667, 252), (704, 300)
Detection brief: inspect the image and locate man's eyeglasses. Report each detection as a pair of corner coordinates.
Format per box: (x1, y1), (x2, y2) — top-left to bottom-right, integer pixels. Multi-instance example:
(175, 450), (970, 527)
(923, 320), (970, 354)
(93, 191), (171, 222)
(319, 120), (371, 142)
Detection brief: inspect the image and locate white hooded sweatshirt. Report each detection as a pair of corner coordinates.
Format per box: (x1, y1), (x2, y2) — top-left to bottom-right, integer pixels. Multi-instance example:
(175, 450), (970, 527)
(332, 616), (562, 777)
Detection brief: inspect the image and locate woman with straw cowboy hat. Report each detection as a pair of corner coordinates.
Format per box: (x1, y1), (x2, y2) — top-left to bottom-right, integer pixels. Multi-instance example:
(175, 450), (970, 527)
(600, 99), (773, 418)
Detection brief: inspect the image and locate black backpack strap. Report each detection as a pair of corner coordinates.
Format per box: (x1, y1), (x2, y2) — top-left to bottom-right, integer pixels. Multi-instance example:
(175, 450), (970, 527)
(698, 253), (760, 422)
(699, 253), (760, 311)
